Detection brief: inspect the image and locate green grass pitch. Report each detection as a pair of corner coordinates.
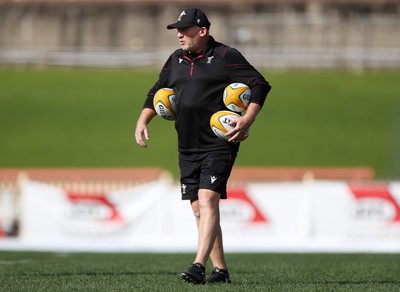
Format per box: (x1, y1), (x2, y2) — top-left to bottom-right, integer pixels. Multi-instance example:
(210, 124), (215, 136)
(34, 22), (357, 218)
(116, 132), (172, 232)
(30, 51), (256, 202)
(1, 69), (399, 291)
(0, 252), (399, 291)
(0, 68), (399, 179)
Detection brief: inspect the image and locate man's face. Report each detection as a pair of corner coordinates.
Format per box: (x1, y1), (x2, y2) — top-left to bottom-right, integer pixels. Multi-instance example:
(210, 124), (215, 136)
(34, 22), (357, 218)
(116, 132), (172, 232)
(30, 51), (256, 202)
(177, 26), (204, 53)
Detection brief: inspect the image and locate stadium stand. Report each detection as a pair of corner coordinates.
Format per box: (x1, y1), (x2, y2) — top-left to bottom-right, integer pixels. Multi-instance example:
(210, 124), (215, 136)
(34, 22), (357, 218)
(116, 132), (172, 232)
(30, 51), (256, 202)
(0, 0), (399, 68)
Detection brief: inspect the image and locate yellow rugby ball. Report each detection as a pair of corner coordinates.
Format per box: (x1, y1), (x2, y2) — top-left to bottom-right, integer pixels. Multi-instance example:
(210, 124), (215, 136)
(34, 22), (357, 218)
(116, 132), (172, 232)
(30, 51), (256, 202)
(223, 83), (251, 112)
(153, 88), (177, 121)
(210, 110), (249, 141)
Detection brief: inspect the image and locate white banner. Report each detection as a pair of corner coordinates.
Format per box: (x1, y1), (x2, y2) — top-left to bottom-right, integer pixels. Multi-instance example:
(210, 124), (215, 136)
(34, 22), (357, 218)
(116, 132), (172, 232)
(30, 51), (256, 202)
(13, 179), (400, 252)
(19, 180), (196, 251)
(221, 182), (400, 252)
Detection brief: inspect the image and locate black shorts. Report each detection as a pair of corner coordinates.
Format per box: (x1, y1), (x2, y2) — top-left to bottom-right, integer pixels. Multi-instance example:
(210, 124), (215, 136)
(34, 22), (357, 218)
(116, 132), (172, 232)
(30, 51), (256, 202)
(179, 151), (237, 200)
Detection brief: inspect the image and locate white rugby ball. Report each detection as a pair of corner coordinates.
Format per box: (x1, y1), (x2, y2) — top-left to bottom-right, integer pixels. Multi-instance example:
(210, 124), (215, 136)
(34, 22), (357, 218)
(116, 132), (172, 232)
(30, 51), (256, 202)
(223, 83), (251, 112)
(153, 88), (177, 121)
(210, 110), (249, 141)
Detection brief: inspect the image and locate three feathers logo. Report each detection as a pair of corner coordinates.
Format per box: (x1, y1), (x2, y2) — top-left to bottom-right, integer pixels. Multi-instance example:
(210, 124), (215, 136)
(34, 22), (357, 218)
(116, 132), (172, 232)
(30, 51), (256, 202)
(177, 11), (186, 21)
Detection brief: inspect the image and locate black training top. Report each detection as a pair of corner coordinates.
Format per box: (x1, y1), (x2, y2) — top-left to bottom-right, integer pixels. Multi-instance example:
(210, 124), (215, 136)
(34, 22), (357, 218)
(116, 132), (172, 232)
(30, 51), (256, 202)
(143, 36), (271, 154)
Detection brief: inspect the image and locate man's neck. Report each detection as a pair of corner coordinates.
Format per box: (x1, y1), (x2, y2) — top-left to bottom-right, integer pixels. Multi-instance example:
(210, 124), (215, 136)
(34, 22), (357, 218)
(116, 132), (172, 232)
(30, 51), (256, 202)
(188, 36), (210, 55)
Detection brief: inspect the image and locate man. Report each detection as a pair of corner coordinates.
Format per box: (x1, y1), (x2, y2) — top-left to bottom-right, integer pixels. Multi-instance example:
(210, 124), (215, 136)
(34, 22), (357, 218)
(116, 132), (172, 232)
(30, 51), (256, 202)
(135, 8), (271, 284)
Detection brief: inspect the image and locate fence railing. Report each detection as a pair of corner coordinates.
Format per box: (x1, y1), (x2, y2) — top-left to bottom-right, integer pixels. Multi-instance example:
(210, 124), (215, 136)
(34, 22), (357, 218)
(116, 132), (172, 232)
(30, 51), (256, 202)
(1, 46), (399, 69)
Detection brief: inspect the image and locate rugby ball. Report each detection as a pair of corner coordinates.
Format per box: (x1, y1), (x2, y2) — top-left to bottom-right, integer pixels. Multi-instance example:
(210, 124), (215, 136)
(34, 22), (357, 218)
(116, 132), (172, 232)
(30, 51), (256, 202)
(153, 88), (177, 121)
(223, 83), (251, 112)
(210, 110), (249, 141)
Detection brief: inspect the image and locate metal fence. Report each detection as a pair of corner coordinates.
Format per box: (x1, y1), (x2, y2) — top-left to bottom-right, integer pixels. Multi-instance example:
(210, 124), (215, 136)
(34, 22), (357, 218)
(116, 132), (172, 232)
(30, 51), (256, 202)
(1, 46), (399, 69)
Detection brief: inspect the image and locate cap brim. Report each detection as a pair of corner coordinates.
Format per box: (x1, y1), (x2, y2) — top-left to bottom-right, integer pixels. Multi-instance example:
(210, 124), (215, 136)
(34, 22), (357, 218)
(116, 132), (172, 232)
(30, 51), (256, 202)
(166, 23), (178, 29)
(166, 22), (193, 30)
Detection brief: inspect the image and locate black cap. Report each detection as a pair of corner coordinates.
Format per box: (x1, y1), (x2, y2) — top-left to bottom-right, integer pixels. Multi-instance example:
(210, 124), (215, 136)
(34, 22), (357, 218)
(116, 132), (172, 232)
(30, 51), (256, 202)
(167, 8), (211, 30)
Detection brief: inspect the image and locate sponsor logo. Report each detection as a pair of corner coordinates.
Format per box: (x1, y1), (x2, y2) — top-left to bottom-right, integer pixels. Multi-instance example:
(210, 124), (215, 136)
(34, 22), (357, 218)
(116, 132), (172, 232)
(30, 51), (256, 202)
(349, 184), (400, 223)
(157, 104), (166, 115)
(242, 93), (251, 101)
(211, 176), (217, 184)
(207, 56), (214, 64)
(179, 58), (183, 64)
(221, 117), (233, 125)
(221, 187), (268, 224)
(67, 193), (122, 223)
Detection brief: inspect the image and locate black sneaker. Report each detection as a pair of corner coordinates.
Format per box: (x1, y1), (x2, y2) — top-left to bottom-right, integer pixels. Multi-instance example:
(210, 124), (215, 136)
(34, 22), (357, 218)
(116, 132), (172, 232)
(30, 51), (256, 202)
(179, 263), (205, 284)
(206, 267), (231, 284)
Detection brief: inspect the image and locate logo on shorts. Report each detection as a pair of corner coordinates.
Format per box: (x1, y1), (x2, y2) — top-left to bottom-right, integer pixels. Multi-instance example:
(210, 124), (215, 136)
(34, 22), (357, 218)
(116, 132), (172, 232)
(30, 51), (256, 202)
(181, 184), (187, 194)
(211, 176), (217, 184)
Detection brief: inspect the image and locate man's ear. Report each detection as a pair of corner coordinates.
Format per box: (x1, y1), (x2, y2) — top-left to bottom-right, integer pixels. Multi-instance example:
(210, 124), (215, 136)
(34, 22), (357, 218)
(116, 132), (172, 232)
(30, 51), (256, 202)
(199, 27), (208, 37)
